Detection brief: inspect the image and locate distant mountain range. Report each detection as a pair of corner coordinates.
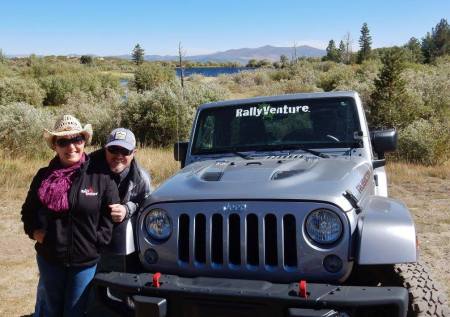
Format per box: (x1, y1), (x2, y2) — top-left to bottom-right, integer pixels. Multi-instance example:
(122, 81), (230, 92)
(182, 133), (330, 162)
(6, 45), (326, 64)
(115, 45), (326, 64)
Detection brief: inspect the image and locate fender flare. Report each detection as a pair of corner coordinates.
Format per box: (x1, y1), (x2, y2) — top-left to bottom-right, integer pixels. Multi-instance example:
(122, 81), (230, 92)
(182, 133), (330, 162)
(357, 196), (417, 264)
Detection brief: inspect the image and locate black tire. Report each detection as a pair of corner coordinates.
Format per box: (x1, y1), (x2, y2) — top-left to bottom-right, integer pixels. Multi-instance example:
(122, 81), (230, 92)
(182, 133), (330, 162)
(394, 262), (449, 317)
(347, 262), (449, 317)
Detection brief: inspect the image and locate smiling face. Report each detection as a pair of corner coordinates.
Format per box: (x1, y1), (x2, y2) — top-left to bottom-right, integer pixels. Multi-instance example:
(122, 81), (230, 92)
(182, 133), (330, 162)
(105, 146), (136, 174)
(54, 134), (85, 167)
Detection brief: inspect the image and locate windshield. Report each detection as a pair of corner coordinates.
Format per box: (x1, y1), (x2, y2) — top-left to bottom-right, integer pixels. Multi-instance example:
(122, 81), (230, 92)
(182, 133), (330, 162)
(192, 97), (361, 155)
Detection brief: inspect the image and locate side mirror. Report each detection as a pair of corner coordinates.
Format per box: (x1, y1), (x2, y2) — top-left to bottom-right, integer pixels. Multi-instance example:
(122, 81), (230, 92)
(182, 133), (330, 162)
(174, 142), (188, 168)
(370, 128), (397, 168)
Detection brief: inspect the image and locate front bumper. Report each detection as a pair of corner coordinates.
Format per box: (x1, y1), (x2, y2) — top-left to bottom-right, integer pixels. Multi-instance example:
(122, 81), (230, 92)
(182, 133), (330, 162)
(94, 272), (408, 317)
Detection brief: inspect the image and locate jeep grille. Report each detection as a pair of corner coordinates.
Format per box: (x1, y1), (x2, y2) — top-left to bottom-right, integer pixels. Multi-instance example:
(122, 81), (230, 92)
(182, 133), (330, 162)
(177, 212), (298, 268)
(139, 201), (351, 282)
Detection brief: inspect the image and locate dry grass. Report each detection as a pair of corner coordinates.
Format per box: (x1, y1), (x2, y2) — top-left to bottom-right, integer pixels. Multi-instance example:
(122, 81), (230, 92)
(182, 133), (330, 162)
(387, 161), (450, 299)
(0, 151), (448, 316)
(134, 147), (180, 186)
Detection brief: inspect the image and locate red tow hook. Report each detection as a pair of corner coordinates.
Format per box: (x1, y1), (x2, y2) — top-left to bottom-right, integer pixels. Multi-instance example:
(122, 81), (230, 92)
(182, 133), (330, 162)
(152, 272), (162, 288)
(299, 280), (307, 298)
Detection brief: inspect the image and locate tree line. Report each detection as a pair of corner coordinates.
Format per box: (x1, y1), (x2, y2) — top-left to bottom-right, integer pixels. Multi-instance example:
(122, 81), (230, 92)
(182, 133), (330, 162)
(324, 19), (450, 64)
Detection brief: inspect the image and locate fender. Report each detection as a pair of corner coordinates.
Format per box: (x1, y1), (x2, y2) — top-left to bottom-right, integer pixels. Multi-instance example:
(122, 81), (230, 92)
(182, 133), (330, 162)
(357, 196), (417, 264)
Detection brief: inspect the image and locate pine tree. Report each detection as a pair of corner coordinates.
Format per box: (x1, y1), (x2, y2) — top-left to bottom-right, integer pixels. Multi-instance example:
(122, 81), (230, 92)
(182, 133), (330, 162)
(325, 40), (339, 62)
(280, 54), (289, 68)
(431, 19), (450, 58)
(421, 32), (434, 63)
(358, 23), (372, 63)
(132, 44), (145, 65)
(405, 37), (423, 63)
(369, 47), (419, 129)
(421, 18), (450, 63)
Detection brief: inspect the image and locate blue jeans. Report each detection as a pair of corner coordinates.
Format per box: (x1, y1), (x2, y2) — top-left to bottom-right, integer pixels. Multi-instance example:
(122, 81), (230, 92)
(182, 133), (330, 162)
(34, 276), (45, 317)
(36, 255), (97, 317)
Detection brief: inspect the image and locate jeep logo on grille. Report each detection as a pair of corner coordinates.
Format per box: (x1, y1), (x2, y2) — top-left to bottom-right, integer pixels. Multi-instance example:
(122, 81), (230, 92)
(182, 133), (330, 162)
(222, 203), (247, 212)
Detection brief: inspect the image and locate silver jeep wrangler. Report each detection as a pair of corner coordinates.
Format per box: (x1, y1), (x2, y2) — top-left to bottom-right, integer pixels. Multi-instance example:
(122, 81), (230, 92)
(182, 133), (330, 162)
(94, 91), (448, 317)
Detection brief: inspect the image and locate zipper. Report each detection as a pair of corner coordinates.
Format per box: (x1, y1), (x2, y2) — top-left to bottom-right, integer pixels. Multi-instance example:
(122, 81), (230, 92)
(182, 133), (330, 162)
(67, 166), (84, 266)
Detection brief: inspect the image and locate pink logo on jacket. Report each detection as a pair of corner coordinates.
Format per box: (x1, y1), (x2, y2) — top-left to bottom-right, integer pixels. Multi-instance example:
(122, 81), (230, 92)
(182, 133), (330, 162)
(81, 186), (98, 196)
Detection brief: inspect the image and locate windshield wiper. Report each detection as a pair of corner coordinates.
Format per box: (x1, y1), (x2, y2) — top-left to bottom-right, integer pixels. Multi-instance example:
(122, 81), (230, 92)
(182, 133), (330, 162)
(289, 146), (329, 158)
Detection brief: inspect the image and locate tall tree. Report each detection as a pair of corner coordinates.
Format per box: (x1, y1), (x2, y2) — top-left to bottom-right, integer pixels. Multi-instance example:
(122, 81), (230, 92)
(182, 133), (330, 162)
(358, 23), (372, 63)
(292, 41), (298, 63)
(325, 39), (339, 62)
(80, 55), (94, 65)
(421, 18), (450, 63)
(343, 32), (353, 64)
(369, 47), (419, 129)
(338, 40), (346, 63)
(421, 32), (434, 63)
(405, 37), (423, 63)
(178, 42), (185, 88)
(432, 18), (450, 57)
(0, 48), (5, 63)
(280, 54), (289, 68)
(132, 44), (145, 65)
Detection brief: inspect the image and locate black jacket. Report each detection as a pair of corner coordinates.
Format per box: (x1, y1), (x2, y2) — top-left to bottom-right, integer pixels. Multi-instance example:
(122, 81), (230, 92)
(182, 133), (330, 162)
(90, 149), (152, 217)
(90, 149), (152, 255)
(21, 155), (120, 267)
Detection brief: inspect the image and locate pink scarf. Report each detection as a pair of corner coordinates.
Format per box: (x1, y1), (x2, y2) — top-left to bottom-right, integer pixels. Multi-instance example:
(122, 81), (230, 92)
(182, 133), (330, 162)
(38, 154), (86, 212)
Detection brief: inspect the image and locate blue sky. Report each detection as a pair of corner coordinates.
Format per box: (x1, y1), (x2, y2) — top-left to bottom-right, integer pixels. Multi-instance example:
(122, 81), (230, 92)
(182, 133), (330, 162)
(1, 0), (448, 56)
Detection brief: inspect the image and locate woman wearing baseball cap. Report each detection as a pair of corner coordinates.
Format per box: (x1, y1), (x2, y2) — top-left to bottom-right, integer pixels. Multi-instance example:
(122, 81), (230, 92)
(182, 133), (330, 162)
(21, 114), (119, 317)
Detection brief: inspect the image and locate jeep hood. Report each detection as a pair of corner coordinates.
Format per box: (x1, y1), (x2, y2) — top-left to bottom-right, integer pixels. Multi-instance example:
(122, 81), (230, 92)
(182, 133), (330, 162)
(149, 157), (373, 211)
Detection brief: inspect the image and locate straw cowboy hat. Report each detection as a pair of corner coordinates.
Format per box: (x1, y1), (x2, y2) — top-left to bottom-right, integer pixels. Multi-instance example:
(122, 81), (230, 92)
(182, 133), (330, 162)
(44, 115), (93, 149)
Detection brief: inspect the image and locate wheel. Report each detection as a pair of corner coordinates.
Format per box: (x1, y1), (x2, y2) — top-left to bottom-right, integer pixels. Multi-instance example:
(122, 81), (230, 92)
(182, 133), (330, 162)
(347, 262), (449, 317)
(394, 262), (449, 317)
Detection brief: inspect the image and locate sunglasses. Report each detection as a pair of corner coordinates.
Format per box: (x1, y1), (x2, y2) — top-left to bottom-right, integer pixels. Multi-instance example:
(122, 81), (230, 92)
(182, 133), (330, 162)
(55, 135), (85, 147)
(107, 146), (133, 156)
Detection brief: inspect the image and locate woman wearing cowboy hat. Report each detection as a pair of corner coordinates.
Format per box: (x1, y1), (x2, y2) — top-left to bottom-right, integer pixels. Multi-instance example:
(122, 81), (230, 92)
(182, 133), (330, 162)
(21, 115), (119, 317)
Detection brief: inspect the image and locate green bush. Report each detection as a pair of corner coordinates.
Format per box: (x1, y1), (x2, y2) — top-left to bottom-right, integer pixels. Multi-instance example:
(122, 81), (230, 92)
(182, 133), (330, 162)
(80, 55), (94, 65)
(0, 62), (13, 78)
(25, 58), (85, 78)
(58, 89), (123, 145)
(0, 102), (54, 158)
(122, 82), (227, 146)
(397, 118), (450, 165)
(317, 64), (355, 91)
(368, 48), (431, 129)
(263, 80), (320, 95)
(0, 77), (45, 106)
(40, 74), (76, 106)
(39, 72), (120, 106)
(402, 60), (450, 118)
(270, 69), (293, 81)
(134, 63), (175, 91)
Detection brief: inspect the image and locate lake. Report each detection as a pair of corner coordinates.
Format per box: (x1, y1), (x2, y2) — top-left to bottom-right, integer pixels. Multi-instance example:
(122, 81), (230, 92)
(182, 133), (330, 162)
(175, 67), (253, 77)
(119, 67), (254, 87)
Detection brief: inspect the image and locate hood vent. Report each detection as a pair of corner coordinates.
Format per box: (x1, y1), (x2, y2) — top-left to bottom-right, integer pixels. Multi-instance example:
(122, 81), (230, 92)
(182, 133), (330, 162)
(202, 171), (224, 181)
(200, 162), (229, 181)
(272, 169), (306, 180)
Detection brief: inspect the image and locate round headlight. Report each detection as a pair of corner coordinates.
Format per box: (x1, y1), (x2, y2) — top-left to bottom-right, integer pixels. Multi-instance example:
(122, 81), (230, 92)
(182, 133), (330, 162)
(145, 209), (172, 241)
(305, 209), (342, 245)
